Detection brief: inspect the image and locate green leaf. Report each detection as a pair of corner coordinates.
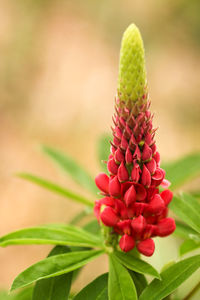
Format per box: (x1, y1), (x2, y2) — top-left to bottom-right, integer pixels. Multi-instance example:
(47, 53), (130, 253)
(73, 273), (108, 300)
(174, 220), (200, 240)
(162, 153), (200, 190)
(179, 239), (200, 256)
(114, 251), (160, 279)
(139, 255), (200, 300)
(18, 173), (94, 207)
(109, 254), (138, 300)
(0, 225), (103, 248)
(97, 134), (112, 172)
(11, 249), (103, 291)
(41, 145), (97, 194)
(83, 220), (101, 235)
(170, 193), (200, 234)
(33, 246), (73, 300)
(128, 271), (147, 297)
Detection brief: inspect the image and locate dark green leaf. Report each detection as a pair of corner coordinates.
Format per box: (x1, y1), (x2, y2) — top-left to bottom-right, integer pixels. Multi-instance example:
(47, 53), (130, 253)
(18, 173), (93, 207)
(0, 225), (103, 248)
(179, 239), (200, 256)
(128, 271), (147, 297)
(162, 153), (200, 190)
(11, 249), (103, 291)
(41, 145), (97, 194)
(139, 255), (200, 300)
(114, 251), (160, 279)
(109, 254), (138, 300)
(33, 246), (72, 300)
(97, 134), (112, 172)
(174, 220), (199, 240)
(73, 273), (108, 300)
(170, 193), (200, 234)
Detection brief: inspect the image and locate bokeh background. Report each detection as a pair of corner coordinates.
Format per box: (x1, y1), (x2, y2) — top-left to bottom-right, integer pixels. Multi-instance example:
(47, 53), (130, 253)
(0, 0), (200, 297)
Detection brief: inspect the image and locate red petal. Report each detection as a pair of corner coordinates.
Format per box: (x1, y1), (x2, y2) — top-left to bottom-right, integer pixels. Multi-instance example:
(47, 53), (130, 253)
(141, 165), (151, 188)
(147, 194), (165, 215)
(107, 158), (119, 175)
(124, 185), (136, 206)
(160, 190), (173, 206)
(142, 143), (152, 161)
(134, 183), (147, 201)
(119, 234), (135, 252)
(131, 215), (146, 234)
(100, 206), (119, 227)
(125, 147), (133, 164)
(156, 218), (176, 237)
(137, 238), (155, 256)
(116, 220), (132, 235)
(109, 176), (121, 197)
(115, 148), (124, 163)
(118, 162), (129, 182)
(121, 135), (129, 150)
(131, 162), (141, 183)
(133, 145), (141, 160)
(146, 158), (157, 174)
(95, 173), (109, 193)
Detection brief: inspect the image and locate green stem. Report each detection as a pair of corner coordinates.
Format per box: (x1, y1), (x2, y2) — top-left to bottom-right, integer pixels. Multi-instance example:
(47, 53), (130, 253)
(183, 281), (200, 300)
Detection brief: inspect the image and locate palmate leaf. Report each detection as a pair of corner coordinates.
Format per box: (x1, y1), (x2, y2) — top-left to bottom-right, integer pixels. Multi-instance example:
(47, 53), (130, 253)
(97, 134), (112, 172)
(32, 246), (73, 300)
(170, 193), (200, 234)
(109, 254), (137, 300)
(18, 173), (94, 207)
(11, 249), (103, 291)
(114, 251), (160, 279)
(73, 273), (108, 300)
(0, 224), (103, 248)
(139, 255), (200, 300)
(162, 152), (200, 190)
(179, 239), (200, 256)
(41, 145), (98, 194)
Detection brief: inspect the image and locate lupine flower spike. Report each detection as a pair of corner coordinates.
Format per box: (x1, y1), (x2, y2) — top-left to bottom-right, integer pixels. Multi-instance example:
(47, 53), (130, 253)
(94, 24), (176, 257)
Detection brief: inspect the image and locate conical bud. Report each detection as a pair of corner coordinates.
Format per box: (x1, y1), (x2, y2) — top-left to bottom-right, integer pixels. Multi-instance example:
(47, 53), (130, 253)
(109, 176), (121, 197)
(124, 185), (136, 206)
(95, 173), (109, 194)
(118, 162), (129, 182)
(141, 165), (151, 188)
(107, 158), (119, 175)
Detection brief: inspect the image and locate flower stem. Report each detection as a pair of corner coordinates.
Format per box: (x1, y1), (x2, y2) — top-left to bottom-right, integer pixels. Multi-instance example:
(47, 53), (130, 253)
(183, 281), (200, 300)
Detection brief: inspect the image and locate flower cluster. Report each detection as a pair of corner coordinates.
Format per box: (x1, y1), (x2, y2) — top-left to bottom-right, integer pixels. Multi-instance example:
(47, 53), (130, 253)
(94, 25), (176, 257)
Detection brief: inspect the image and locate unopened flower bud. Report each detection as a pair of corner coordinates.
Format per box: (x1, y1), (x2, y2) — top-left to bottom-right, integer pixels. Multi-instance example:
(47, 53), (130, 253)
(156, 218), (176, 237)
(142, 143), (152, 161)
(118, 162), (129, 182)
(137, 238), (155, 256)
(124, 185), (136, 206)
(119, 234), (135, 252)
(141, 165), (151, 188)
(95, 173), (109, 194)
(100, 206), (119, 227)
(109, 176), (121, 197)
(107, 158), (119, 175)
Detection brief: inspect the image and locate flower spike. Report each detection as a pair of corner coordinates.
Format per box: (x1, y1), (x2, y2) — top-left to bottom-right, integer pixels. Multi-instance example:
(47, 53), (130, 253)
(94, 23), (175, 256)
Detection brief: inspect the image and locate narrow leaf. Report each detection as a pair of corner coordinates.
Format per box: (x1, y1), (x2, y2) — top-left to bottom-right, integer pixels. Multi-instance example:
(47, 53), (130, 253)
(162, 153), (200, 190)
(41, 145), (97, 194)
(33, 246), (73, 300)
(109, 254), (138, 300)
(11, 249), (103, 291)
(139, 255), (200, 300)
(97, 134), (112, 172)
(0, 225), (103, 248)
(128, 271), (147, 297)
(179, 239), (200, 256)
(174, 220), (199, 241)
(73, 273), (108, 300)
(18, 173), (93, 207)
(114, 251), (160, 279)
(170, 193), (200, 234)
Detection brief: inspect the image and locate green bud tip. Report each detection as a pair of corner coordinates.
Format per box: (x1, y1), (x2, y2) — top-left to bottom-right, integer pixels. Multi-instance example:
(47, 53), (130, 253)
(117, 24), (147, 104)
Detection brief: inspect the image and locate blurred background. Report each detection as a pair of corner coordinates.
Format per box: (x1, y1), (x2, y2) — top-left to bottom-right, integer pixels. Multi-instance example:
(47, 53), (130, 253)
(0, 0), (200, 297)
